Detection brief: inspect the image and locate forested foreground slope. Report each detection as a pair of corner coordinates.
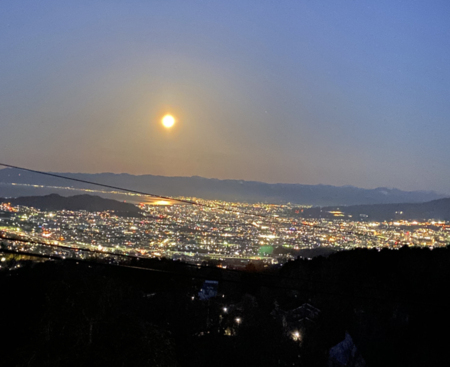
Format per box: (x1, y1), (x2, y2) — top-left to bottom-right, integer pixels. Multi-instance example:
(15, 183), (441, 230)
(0, 246), (449, 366)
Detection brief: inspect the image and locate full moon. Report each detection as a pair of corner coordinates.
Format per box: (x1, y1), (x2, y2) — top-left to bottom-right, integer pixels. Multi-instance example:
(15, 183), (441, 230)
(162, 114), (175, 128)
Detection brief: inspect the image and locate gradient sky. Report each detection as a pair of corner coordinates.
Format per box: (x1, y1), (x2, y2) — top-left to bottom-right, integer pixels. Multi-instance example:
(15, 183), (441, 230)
(1, 1), (449, 193)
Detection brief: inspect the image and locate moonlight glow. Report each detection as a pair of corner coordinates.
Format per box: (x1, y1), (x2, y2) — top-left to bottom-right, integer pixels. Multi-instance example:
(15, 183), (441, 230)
(162, 115), (175, 128)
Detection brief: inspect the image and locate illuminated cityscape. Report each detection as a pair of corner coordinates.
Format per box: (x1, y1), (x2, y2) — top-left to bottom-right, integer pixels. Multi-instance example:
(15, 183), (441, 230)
(1, 197), (448, 269)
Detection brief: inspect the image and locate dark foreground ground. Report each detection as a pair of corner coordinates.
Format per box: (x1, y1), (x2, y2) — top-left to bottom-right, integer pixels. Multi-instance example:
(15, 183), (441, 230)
(0, 246), (449, 366)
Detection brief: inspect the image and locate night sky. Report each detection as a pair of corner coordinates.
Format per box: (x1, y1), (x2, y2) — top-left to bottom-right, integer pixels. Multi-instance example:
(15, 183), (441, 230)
(1, 1), (449, 194)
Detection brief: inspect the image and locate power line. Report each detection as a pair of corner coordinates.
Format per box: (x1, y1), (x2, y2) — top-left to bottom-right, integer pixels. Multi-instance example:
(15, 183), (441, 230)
(0, 163), (380, 239)
(0, 242), (445, 307)
(0, 166), (446, 305)
(0, 233), (444, 306)
(0, 162), (275, 220)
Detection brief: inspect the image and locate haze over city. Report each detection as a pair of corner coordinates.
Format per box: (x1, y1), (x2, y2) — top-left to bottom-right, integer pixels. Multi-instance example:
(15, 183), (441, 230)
(1, 1), (450, 194)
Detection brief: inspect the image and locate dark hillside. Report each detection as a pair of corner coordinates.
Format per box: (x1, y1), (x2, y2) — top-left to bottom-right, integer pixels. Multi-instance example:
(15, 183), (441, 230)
(0, 246), (449, 366)
(299, 197), (450, 221)
(2, 193), (142, 216)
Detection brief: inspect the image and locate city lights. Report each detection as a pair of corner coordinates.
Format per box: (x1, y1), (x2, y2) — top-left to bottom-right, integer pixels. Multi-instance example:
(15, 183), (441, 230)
(0, 196), (448, 270)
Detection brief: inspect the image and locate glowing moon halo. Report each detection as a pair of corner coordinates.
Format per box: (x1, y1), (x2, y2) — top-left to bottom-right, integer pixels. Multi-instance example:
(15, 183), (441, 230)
(162, 114), (175, 128)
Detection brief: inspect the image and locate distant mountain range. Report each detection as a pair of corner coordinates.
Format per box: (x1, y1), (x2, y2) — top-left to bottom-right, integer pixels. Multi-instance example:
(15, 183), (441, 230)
(0, 167), (446, 206)
(298, 198), (450, 221)
(1, 194), (141, 217)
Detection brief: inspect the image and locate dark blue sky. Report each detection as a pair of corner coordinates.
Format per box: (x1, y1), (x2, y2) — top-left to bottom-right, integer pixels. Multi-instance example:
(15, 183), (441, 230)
(1, 1), (449, 193)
